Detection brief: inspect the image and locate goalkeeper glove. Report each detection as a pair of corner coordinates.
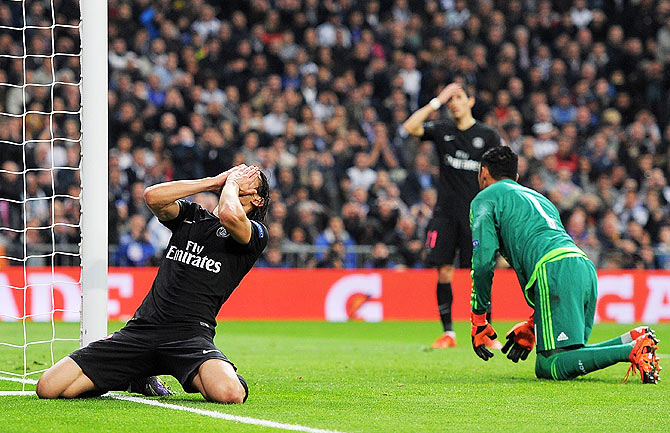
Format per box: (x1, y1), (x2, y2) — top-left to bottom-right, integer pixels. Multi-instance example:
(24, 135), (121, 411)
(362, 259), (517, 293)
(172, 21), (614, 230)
(471, 312), (497, 361)
(501, 315), (535, 363)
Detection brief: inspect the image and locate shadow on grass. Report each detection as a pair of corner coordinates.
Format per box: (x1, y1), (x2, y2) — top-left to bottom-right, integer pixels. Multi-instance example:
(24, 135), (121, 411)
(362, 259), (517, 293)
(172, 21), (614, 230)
(104, 393), (226, 407)
(428, 372), (628, 386)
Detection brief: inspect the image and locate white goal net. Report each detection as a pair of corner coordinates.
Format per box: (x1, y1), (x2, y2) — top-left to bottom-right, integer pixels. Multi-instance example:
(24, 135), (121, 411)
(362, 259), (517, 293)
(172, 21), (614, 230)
(0, 0), (107, 391)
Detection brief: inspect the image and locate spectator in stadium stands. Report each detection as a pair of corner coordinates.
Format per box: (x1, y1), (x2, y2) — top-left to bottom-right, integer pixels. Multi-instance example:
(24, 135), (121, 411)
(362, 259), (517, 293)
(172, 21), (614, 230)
(655, 225), (670, 269)
(0, 161), (23, 232)
(3, 0), (670, 270)
(401, 154), (437, 206)
(127, 182), (154, 222)
(315, 216), (356, 268)
(316, 240), (347, 269)
(364, 242), (396, 269)
(346, 152), (378, 192)
(614, 181), (650, 228)
(171, 126), (205, 180)
(258, 246), (288, 268)
(52, 199), (80, 246)
(384, 215), (423, 268)
(282, 226), (315, 268)
(115, 214), (156, 267)
(340, 201), (374, 245)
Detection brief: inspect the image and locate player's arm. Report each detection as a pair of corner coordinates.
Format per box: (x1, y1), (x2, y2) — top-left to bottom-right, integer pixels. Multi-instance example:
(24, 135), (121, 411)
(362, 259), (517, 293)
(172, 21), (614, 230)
(402, 83), (462, 137)
(217, 165), (260, 244)
(469, 198), (499, 315)
(469, 197), (501, 360)
(144, 166), (243, 221)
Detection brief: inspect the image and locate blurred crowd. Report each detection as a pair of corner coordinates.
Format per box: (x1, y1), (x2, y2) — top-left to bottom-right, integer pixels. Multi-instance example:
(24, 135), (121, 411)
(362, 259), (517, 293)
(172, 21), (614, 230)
(1, 0), (670, 270)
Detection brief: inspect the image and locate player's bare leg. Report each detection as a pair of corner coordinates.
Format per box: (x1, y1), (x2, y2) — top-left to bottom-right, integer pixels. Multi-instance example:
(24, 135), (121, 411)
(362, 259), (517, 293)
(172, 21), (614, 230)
(36, 357), (97, 398)
(190, 359), (247, 403)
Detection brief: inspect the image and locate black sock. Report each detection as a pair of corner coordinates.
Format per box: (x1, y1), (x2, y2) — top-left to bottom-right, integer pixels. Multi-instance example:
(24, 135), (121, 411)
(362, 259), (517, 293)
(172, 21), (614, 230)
(437, 282), (453, 332)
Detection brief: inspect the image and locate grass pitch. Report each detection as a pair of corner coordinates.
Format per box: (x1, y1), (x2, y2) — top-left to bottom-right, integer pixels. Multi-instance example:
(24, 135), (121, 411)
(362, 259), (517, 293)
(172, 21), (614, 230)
(0, 321), (668, 433)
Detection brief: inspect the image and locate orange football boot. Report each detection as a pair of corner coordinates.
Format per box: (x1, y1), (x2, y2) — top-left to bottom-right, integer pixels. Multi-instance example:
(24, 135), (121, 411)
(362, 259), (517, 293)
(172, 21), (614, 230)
(624, 332), (661, 384)
(431, 332), (457, 348)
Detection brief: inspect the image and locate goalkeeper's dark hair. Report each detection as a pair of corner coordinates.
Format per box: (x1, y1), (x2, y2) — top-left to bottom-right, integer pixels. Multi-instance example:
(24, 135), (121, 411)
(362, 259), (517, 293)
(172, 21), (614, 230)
(248, 170), (270, 223)
(480, 146), (518, 180)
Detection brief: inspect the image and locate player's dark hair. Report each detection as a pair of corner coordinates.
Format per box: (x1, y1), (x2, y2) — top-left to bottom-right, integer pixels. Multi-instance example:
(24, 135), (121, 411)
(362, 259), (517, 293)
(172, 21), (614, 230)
(480, 146), (517, 180)
(451, 77), (471, 98)
(248, 170), (270, 223)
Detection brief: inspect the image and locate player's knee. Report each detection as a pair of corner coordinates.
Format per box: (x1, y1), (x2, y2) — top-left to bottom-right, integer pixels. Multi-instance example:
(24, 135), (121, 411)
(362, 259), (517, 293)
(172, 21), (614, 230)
(534, 352), (562, 380)
(36, 376), (60, 399)
(207, 379), (246, 404)
(437, 265), (454, 283)
(207, 384), (244, 404)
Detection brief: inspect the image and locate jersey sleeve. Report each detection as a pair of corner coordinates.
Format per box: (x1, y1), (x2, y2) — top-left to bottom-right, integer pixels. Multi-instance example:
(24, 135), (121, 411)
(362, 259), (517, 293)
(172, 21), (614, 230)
(490, 129), (502, 147)
(421, 119), (450, 141)
(160, 200), (198, 231)
(486, 126), (502, 148)
(469, 197), (500, 315)
(242, 220), (269, 256)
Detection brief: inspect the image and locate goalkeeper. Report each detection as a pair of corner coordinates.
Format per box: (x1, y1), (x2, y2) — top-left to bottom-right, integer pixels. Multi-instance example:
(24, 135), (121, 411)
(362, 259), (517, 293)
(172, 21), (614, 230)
(469, 146), (661, 384)
(36, 164), (269, 402)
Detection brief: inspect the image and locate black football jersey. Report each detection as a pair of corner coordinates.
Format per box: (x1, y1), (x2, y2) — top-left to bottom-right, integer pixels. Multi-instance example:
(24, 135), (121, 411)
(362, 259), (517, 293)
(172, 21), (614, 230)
(132, 200), (268, 329)
(421, 119), (501, 215)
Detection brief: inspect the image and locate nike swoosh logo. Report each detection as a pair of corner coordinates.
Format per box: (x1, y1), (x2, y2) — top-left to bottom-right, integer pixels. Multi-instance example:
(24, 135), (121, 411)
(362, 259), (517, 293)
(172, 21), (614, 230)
(202, 349), (220, 355)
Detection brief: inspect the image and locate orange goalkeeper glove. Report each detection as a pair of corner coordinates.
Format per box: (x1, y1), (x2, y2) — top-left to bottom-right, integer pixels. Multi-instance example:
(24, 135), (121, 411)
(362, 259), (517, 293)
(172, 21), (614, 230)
(501, 315), (535, 362)
(471, 312), (497, 361)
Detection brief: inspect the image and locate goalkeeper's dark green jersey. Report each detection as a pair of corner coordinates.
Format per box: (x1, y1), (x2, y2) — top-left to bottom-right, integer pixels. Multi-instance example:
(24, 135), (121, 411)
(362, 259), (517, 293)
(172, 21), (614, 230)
(469, 179), (587, 314)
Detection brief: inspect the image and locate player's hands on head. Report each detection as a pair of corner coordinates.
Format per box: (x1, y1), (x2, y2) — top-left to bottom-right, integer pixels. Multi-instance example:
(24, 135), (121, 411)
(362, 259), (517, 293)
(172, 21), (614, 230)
(227, 164), (260, 196)
(212, 164), (248, 190)
(437, 83), (463, 105)
(501, 315), (535, 363)
(471, 312), (497, 361)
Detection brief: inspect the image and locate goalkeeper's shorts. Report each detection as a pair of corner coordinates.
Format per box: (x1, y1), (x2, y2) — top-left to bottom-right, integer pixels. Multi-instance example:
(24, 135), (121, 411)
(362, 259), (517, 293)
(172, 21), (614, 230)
(532, 256), (597, 353)
(69, 323), (236, 393)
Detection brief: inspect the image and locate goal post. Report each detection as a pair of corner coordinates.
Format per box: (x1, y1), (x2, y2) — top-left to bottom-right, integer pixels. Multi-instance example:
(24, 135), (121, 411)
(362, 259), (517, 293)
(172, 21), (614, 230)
(0, 0), (109, 390)
(79, 0), (108, 346)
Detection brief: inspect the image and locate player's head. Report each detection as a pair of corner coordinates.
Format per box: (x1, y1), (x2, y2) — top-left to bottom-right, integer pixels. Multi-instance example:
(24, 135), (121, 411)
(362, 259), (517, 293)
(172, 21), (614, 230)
(479, 146), (518, 189)
(246, 170), (270, 223)
(446, 85), (474, 120)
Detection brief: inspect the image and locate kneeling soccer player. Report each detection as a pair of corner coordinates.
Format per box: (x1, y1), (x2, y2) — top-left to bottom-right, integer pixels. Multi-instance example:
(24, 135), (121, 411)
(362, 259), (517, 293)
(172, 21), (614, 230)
(469, 146), (661, 383)
(36, 164), (269, 402)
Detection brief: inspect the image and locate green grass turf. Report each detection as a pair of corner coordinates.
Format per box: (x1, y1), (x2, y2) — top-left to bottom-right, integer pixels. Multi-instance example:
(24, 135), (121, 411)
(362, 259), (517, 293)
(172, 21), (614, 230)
(0, 321), (668, 433)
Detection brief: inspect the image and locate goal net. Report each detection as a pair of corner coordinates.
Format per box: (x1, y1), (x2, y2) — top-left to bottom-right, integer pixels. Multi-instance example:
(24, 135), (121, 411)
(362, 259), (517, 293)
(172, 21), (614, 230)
(0, 0), (107, 391)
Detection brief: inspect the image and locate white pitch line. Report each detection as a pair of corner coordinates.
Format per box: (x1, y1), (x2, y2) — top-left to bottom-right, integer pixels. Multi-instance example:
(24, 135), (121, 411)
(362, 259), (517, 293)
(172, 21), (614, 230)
(109, 393), (347, 433)
(0, 391), (34, 396)
(0, 376), (347, 433)
(0, 375), (37, 384)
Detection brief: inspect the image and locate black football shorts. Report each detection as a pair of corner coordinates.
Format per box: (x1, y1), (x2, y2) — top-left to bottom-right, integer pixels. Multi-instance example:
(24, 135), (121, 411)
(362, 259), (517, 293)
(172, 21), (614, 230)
(424, 213), (473, 268)
(69, 323), (235, 393)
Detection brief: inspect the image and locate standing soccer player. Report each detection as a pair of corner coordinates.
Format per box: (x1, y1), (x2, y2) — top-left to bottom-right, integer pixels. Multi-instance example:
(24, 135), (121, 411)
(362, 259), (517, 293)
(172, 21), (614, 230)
(403, 83), (501, 348)
(470, 146), (661, 383)
(36, 164), (270, 402)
